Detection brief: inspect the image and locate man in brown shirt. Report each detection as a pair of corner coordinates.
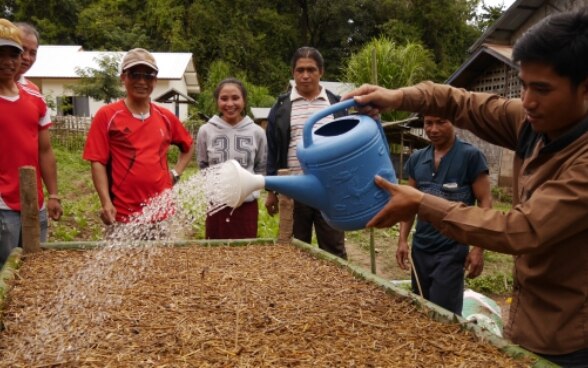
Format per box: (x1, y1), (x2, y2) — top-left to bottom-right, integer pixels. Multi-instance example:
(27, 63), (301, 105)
(344, 9), (588, 367)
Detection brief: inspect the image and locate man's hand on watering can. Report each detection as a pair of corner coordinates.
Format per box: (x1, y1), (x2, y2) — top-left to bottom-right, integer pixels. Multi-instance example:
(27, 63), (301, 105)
(366, 176), (424, 228)
(341, 84), (404, 119)
(265, 191), (279, 216)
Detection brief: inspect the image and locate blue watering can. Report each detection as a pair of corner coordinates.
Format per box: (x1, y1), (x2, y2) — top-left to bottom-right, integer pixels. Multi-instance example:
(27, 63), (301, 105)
(219, 99), (397, 231)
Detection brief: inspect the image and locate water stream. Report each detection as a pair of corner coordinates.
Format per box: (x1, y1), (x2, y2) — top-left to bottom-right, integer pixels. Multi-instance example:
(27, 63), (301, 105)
(6, 165), (232, 364)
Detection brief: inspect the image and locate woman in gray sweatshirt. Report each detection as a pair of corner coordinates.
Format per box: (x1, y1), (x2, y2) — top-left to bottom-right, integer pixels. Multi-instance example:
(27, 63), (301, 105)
(196, 78), (267, 239)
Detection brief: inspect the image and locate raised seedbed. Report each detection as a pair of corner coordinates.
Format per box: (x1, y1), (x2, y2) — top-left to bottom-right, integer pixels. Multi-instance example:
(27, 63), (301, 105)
(0, 240), (550, 367)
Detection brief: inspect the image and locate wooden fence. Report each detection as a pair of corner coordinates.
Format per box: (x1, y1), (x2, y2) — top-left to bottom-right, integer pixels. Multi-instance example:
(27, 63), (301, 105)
(50, 116), (92, 151)
(49, 115), (199, 151)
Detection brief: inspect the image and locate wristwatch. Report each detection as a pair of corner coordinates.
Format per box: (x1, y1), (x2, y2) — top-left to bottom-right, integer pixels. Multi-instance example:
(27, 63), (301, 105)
(171, 169), (181, 184)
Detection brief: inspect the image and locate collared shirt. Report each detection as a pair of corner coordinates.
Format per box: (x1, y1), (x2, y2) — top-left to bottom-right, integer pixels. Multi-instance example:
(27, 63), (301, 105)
(83, 100), (193, 222)
(401, 81), (588, 355)
(287, 87), (332, 173)
(405, 138), (488, 252)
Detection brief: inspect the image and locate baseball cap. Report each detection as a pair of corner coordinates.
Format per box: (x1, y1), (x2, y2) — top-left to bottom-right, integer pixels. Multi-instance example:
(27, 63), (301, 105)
(0, 19), (23, 52)
(120, 48), (158, 73)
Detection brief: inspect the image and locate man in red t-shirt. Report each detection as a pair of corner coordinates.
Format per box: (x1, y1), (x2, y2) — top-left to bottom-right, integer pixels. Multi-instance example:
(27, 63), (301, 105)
(0, 19), (62, 266)
(83, 48), (194, 226)
(14, 22), (40, 92)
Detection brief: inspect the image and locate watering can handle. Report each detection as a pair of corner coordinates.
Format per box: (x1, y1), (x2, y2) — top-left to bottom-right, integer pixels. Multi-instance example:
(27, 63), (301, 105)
(303, 99), (358, 148)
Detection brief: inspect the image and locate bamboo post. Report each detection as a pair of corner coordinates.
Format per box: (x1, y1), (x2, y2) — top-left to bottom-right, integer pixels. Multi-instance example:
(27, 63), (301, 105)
(400, 130), (405, 181)
(276, 169), (294, 245)
(19, 166), (41, 254)
(369, 47), (378, 274)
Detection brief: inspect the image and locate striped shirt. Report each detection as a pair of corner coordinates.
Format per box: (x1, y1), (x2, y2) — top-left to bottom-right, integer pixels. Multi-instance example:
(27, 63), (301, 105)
(287, 87), (334, 173)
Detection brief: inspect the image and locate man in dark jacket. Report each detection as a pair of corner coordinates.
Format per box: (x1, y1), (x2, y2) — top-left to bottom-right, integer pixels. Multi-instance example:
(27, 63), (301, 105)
(265, 47), (347, 259)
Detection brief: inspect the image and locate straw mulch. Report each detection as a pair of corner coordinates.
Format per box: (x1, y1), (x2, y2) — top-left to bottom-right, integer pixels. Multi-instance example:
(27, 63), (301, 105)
(0, 244), (531, 367)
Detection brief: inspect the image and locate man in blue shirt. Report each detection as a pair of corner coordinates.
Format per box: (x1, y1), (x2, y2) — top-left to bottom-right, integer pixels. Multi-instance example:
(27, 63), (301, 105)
(396, 115), (492, 315)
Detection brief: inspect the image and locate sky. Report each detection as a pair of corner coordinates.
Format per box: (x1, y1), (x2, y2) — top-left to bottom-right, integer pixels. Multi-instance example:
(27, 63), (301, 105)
(480, 0), (516, 11)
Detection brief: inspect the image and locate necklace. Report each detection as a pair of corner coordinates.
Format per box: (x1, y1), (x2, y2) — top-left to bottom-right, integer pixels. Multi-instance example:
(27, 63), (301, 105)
(124, 99), (150, 121)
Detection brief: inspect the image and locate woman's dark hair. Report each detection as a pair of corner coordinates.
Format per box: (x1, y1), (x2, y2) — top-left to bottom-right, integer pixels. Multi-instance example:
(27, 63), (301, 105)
(512, 8), (588, 87)
(290, 46), (324, 72)
(213, 78), (248, 116)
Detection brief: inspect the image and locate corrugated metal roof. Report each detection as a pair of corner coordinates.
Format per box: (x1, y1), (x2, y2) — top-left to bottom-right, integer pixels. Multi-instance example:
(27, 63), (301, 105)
(469, 0), (544, 52)
(446, 43), (517, 87)
(154, 88), (196, 104)
(25, 45), (199, 91)
(251, 107), (271, 121)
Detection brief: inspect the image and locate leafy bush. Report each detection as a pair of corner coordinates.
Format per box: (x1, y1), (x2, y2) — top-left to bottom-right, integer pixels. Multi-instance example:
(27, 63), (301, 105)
(491, 186), (512, 203)
(466, 272), (513, 294)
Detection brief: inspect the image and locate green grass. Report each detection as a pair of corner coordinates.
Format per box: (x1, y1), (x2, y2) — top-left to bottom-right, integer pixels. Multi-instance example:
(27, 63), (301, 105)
(48, 147), (103, 241)
(48, 147), (280, 242)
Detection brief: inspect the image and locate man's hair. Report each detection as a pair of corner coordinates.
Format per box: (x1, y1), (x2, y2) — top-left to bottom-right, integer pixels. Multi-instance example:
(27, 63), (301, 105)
(13, 22), (39, 43)
(512, 8), (588, 87)
(290, 46), (324, 72)
(213, 77), (248, 116)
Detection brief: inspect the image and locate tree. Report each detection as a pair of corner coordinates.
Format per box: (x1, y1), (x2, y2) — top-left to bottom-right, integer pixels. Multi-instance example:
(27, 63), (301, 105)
(12, 0), (86, 44)
(75, 0), (151, 50)
(4, 0), (487, 100)
(343, 37), (435, 121)
(197, 60), (275, 118)
(186, 0), (297, 95)
(475, 2), (506, 31)
(0, 0), (16, 18)
(142, 0), (193, 52)
(68, 54), (125, 103)
(401, 0), (481, 79)
(293, 0), (387, 80)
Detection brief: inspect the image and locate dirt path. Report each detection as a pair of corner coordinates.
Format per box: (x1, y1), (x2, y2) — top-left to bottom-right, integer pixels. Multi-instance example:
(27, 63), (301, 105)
(344, 233), (409, 280)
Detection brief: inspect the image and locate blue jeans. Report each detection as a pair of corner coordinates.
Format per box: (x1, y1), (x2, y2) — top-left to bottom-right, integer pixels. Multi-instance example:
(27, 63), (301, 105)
(0, 209), (47, 266)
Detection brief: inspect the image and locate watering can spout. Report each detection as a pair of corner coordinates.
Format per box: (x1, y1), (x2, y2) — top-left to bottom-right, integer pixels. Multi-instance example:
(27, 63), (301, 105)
(265, 175), (328, 209)
(218, 160), (327, 210)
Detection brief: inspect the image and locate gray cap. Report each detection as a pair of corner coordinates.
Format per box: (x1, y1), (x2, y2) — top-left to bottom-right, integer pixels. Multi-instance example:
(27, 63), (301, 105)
(120, 48), (158, 73)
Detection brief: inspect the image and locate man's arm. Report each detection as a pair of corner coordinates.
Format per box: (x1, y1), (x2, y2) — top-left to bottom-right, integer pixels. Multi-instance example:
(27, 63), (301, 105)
(38, 129), (62, 220)
(90, 161), (116, 225)
(343, 82), (524, 150)
(464, 172), (492, 278)
(396, 177), (417, 271)
(171, 143), (195, 184)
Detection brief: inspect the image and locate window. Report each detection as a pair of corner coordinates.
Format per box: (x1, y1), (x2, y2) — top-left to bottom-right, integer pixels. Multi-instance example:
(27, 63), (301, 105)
(56, 96), (90, 116)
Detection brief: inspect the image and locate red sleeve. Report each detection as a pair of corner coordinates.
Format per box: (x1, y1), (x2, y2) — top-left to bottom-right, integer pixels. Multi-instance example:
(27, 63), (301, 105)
(83, 107), (111, 164)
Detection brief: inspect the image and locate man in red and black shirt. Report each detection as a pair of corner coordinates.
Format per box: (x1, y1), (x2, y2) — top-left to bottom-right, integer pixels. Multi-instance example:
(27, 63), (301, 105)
(83, 48), (194, 226)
